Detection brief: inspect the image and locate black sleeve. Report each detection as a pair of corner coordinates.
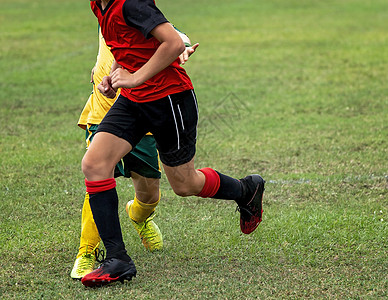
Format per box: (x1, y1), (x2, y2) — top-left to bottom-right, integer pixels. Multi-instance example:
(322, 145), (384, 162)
(122, 0), (169, 39)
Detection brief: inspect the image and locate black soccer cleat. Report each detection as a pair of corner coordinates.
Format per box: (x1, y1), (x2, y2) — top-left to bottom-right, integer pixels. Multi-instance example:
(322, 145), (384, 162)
(81, 257), (137, 287)
(237, 174), (265, 234)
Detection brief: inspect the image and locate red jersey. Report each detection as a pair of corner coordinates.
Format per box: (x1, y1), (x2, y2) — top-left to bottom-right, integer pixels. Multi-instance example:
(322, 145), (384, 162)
(90, 0), (193, 102)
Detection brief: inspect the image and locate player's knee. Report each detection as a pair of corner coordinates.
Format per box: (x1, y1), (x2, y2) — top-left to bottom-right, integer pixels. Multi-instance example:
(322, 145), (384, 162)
(81, 155), (94, 177)
(81, 154), (105, 178)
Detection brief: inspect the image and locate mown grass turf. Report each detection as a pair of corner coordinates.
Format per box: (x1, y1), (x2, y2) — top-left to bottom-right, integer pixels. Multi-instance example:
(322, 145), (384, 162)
(0, 0), (387, 298)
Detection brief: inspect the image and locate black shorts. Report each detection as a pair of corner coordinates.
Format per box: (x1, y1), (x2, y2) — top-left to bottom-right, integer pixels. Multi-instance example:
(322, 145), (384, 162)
(96, 90), (198, 167)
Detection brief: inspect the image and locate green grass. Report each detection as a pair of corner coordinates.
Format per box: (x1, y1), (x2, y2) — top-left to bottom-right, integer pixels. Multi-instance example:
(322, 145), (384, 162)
(0, 0), (387, 298)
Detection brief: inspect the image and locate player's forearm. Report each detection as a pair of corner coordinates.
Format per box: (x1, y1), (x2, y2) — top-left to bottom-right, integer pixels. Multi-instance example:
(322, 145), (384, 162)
(110, 23), (185, 89)
(133, 36), (184, 86)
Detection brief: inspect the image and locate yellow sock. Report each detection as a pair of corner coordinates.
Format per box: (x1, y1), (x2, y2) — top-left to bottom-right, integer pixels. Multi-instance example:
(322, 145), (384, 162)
(77, 193), (101, 258)
(129, 193), (160, 223)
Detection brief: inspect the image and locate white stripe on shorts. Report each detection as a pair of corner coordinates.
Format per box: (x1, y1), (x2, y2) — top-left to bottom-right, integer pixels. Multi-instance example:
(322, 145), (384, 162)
(168, 95), (180, 150)
(177, 104), (185, 131)
(191, 90), (199, 140)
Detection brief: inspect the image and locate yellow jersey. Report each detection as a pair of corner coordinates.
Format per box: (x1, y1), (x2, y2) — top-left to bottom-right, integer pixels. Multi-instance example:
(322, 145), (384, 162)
(78, 28), (120, 129)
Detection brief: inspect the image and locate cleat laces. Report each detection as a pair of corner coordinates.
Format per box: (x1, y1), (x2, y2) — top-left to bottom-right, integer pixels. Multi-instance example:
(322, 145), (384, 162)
(136, 214), (157, 241)
(126, 200), (163, 251)
(78, 243), (100, 269)
(95, 247), (105, 264)
(132, 212), (163, 250)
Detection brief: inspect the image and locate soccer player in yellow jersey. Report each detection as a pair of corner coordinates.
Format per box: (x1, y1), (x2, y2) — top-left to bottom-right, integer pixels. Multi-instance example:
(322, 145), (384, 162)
(71, 26), (198, 279)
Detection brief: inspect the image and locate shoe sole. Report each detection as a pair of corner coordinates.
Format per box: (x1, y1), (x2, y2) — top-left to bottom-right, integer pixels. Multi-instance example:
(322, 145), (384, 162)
(82, 269), (137, 287)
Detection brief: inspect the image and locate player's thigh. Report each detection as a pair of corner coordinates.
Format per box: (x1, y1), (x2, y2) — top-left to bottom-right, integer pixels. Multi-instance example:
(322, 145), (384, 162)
(83, 132), (132, 178)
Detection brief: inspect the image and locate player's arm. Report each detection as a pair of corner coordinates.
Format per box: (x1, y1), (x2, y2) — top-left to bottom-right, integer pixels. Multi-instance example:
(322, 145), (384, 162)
(111, 22), (184, 89)
(98, 59), (121, 98)
(98, 60), (123, 98)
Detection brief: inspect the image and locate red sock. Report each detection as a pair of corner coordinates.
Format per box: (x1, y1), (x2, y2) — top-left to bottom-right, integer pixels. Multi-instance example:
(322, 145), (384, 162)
(196, 168), (220, 198)
(85, 178), (116, 194)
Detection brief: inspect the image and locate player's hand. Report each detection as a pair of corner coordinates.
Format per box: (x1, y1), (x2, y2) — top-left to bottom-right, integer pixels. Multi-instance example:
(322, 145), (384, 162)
(111, 67), (140, 89)
(179, 43), (199, 65)
(98, 75), (117, 99)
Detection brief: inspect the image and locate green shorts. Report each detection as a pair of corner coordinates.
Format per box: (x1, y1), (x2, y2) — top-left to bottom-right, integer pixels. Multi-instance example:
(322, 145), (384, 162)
(86, 125), (161, 179)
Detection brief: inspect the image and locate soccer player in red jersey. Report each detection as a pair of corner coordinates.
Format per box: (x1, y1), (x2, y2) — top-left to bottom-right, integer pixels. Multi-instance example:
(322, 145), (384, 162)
(81, 0), (265, 287)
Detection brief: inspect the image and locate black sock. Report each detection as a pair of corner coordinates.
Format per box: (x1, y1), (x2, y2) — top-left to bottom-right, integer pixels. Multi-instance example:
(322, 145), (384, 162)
(89, 188), (130, 262)
(212, 171), (243, 202)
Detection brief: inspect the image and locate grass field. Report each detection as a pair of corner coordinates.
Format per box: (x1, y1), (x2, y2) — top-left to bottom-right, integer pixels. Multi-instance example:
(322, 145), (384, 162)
(0, 0), (387, 298)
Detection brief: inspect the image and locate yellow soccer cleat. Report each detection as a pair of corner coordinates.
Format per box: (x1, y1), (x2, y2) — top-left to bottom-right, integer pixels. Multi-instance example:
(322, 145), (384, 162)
(70, 244), (99, 280)
(126, 200), (163, 252)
